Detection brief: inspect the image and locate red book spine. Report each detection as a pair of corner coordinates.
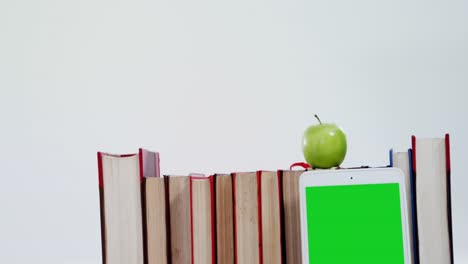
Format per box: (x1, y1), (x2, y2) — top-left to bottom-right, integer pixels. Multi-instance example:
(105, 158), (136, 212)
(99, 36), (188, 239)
(232, 173), (238, 264)
(164, 176), (172, 264)
(98, 152), (104, 187)
(277, 170), (285, 264)
(97, 152), (106, 264)
(209, 176), (216, 264)
(139, 149), (144, 183)
(256, 171), (263, 264)
(445, 134), (451, 173)
(212, 175), (218, 264)
(190, 177), (194, 264)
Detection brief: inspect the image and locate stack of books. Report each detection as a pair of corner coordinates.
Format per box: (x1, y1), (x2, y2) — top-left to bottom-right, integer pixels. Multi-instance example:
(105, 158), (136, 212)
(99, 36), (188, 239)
(97, 134), (453, 264)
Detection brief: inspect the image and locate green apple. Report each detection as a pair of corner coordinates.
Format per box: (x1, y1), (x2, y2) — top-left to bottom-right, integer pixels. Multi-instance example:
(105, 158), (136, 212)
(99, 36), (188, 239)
(302, 115), (347, 169)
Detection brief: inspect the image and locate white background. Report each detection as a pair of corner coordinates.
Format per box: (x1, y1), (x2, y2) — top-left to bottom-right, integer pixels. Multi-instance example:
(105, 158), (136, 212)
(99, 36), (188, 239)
(1, 0), (467, 263)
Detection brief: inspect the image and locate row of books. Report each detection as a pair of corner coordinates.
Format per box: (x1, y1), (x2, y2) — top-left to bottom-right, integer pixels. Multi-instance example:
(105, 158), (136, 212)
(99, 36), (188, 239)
(97, 133), (453, 264)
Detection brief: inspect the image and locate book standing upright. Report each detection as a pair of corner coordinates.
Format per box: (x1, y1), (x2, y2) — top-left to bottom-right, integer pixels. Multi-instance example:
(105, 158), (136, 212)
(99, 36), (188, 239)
(281, 170), (305, 264)
(140, 149), (168, 264)
(214, 174), (235, 264)
(166, 175), (192, 263)
(190, 176), (216, 264)
(390, 149), (417, 264)
(98, 152), (145, 264)
(412, 134), (453, 264)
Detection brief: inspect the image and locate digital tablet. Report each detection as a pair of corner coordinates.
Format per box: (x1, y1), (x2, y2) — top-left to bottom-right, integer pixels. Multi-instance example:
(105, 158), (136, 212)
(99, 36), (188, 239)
(299, 168), (412, 264)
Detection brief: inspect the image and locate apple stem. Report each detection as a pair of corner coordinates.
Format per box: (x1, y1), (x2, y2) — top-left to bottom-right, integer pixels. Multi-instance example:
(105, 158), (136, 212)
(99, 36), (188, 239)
(315, 114), (322, 125)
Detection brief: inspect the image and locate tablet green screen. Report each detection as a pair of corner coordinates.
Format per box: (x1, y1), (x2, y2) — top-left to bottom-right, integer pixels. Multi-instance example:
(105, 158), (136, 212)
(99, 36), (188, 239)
(306, 183), (404, 264)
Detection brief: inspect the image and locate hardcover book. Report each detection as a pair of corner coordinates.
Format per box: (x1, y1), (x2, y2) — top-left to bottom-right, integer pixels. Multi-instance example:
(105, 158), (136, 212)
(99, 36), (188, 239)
(259, 171), (283, 264)
(190, 176), (215, 264)
(280, 170), (305, 264)
(233, 172), (260, 264)
(140, 149), (167, 264)
(214, 174), (235, 264)
(97, 152), (146, 264)
(412, 134), (453, 264)
(166, 175), (192, 263)
(390, 149), (417, 264)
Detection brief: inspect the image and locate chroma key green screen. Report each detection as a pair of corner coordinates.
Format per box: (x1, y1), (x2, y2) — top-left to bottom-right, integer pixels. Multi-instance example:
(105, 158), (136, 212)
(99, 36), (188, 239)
(305, 183), (405, 264)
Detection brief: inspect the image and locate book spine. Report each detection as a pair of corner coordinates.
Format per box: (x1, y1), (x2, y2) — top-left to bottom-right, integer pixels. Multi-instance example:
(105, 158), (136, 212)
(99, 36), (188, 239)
(164, 176), (172, 264)
(411, 136), (416, 172)
(98, 152), (104, 188)
(445, 134), (454, 264)
(139, 149), (144, 183)
(232, 173), (238, 264)
(190, 177), (195, 264)
(389, 149), (394, 167)
(256, 171), (263, 264)
(139, 150), (148, 264)
(209, 176), (216, 264)
(408, 149), (419, 264)
(97, 152), (106, 264)
(410, 136), (420, 264)
(141, 181), (148, 264)
(213, 176), (218, 264)
(229, 174), (235, 264)
(277, 170), (285, 264)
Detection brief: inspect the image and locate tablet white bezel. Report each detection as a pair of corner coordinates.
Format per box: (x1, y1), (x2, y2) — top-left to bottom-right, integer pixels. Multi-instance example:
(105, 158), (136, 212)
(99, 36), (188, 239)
(299, 168), (412, 264)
